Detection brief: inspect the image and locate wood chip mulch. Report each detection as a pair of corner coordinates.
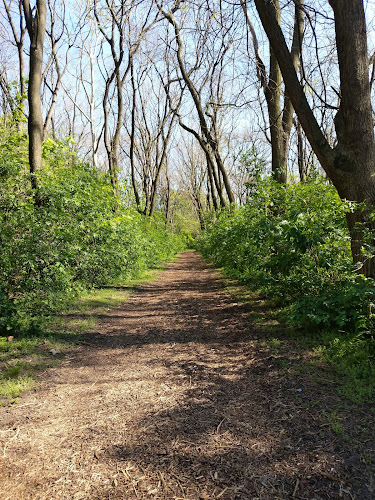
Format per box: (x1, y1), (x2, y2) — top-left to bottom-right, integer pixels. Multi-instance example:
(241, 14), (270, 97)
(0, 251), (374, 499)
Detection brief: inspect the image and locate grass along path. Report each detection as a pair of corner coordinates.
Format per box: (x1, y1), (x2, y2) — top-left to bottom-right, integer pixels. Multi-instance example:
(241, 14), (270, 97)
(0, 251), (374, 499)
(0, 266), (165, 404)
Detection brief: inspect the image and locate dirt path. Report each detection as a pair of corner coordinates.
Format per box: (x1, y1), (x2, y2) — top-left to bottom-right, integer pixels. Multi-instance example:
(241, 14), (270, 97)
(0, 251), (373, 500)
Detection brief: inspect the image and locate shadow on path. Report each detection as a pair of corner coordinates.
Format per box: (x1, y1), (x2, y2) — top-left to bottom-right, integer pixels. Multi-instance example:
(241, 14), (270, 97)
(0, 251), (373, 500)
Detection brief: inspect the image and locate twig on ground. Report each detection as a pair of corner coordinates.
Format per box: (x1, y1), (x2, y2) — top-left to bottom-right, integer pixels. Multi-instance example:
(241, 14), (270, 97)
(216, 486), (229, 498)
(216, 417), (226, 434)
(16, 401), (46, 409)
(2, 427), (20, 457)
(292, 478), (299, 497)
(170, 471), (185, 497)
(158, 471), (168, 491)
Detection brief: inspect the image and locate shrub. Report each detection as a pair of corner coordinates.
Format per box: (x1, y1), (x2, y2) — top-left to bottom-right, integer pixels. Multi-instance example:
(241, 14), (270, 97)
(0, 127), (184, 334)
(196, 176), (375, 335)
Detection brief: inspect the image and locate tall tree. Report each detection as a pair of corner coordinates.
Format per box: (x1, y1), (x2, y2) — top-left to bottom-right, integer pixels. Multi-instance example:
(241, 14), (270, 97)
(125, 55), (181, 216)
(177, 136), (207, 229)
(94, 0), (159, 199)
(158, 1), (235, 205)
(22, 0), (46, 198)
(42, 0), (76, 137)
(241, 0), (304, 183)
(253, 0), (375, 277)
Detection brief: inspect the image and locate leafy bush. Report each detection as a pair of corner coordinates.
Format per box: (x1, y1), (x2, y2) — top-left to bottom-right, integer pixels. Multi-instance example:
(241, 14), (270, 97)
(196, 176), (375, 335)
(196, 175), (375, 401)
(0, 125), (184, 334)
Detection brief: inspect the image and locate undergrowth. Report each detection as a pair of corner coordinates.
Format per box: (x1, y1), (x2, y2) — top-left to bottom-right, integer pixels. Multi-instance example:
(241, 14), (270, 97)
(0, 121), (186, 404)
(197, 176), (375, 403)
(224, 281), (375, 403)
(0, 123), (185, 337)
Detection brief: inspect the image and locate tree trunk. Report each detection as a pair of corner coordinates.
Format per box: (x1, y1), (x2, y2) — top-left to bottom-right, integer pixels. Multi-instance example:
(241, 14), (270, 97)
(296, 120), (307, 182)
(254, 0), (375, 277)
(242, 0), (304, 184)
(22, 0), (46, 202)
(266, 0), (285, 183)
(165, 170), (171, 225)
(206, 153), (218, 210)
(130, 60), (141, 211)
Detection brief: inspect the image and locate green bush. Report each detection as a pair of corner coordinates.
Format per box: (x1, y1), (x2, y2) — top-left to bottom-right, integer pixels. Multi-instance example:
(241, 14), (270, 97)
(0, 125), (184, 335)
(196, 176), (375, 335)
(196, 175), (375, 401)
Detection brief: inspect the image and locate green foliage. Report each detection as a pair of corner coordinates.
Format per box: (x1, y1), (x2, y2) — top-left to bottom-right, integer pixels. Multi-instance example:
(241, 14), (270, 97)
(321, 410), (347, 437)
(0, 124), (185, 335)
(0, 374), (37, 402)
(317, 332), (375, 402)
(4, 80), (28, 124)
(0, 118), (28, 178)
(197, 176), (375, 335)
(196, 176), (375, 401)
(238, 146), (265, 184)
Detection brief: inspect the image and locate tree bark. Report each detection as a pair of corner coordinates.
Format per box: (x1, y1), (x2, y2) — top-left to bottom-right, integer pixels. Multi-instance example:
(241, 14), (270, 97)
(241, 0), (304, 184)
(130, 60), (141, 211)
(296, 120), (307, 182)
(22, 0), (47, 201)
(266, 0), (284, 182)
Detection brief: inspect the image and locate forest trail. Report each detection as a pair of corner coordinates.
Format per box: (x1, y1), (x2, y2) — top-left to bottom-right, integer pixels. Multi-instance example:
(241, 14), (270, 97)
(0, 251), (373, 500)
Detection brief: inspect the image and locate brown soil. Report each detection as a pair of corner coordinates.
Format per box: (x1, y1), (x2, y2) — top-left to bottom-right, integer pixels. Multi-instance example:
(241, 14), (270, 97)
(0, 251), (374, 500)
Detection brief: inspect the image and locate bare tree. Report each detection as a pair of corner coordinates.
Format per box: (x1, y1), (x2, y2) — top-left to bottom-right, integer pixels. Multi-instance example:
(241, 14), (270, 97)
(125, 51), (182, 216)
(1, 0), (27, 124)
(94, 0), (159, 198)
(42, 0), (77, 137)
(56, 8), (103, 166)
(76, 13), (102, 168)
(241, 0), (304, 183)
(177, 136), (207, 228)
(158, 1), (235, 205)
